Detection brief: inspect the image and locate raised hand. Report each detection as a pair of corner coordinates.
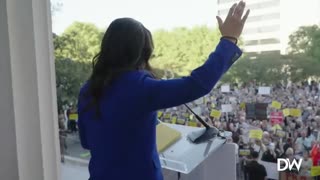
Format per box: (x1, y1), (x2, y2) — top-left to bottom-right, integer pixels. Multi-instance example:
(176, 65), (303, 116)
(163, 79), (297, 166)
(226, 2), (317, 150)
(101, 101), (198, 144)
(216, 1), (250, 40)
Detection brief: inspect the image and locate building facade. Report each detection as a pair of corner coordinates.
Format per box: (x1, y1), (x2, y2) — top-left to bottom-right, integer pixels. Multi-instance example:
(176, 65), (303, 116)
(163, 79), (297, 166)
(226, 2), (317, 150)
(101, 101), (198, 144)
(217, 0), (320, 55)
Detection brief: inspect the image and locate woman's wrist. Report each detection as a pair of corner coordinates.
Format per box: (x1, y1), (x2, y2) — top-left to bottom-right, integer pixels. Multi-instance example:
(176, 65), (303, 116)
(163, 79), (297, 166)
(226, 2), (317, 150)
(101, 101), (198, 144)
(221, 36), (238, 44)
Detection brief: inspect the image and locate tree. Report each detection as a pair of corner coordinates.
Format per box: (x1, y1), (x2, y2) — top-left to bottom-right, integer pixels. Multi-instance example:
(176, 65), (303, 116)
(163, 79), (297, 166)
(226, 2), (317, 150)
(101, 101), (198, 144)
(220, 52), (320, 85)
(55, 58), (92, 109)
(55, 22), (103, 61)
(151, 26), (221, 76)
(220, 53), (285, 84)
(288, 25), (320, 59)
(285, 55), (320, 82)
(53, 23), (320, 111)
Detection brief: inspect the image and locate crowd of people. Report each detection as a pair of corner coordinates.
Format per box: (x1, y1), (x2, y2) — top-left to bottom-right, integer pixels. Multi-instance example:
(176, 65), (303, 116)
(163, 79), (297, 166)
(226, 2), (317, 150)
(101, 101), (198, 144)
(58, 80), (320, 179)
(158, 81), (320, 179)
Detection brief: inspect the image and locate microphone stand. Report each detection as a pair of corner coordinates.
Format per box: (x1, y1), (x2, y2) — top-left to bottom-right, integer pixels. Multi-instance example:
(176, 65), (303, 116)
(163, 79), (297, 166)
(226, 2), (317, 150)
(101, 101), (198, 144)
(184, 104), (225, 144)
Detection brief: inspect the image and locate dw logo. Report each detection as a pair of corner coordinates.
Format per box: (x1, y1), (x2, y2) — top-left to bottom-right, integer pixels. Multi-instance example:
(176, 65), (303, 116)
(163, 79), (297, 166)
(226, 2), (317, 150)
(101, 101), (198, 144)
(277, 158), (303, 172)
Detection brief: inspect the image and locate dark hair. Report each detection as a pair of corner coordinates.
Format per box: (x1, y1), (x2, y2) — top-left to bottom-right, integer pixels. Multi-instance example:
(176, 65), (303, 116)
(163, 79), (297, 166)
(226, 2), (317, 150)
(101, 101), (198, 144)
(83, 18), (154, 116)
(251, 151), (259, 159)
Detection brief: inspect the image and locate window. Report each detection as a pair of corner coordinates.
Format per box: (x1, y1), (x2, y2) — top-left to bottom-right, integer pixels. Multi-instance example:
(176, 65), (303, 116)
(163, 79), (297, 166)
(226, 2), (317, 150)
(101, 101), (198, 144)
(243, 25), (280, 34)
(247, 13), (280, 23)
(218, 0), (280, 16)
(246, 50), (281, 57)
(260, 38), (280, 44)
(244, 38), (280, 46)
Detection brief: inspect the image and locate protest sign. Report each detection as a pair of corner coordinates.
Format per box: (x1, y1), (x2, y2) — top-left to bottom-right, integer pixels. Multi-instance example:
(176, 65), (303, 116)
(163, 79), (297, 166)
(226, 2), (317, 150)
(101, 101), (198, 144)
(240, 102), (246, 109)
(283, 109), (290, 117)
(188, 121), (198, 127)
(271, 101), (282, 109)
(176, 119), (185, 125)
(183, 113), (189, 118)
(282, 108), (301, 117)
(239, 149), (250, 156)
(192, 107), (202, 115)
(210, 109), (221, 118)
(245, 103), (255, 119)
(291, 109), (302, 117)
(259, 161), (279, 180)
(222, 104), (233, 113)
(249, 129), (263, 139)
(258, 87), (271, 95)
(164, 113), (171, 119)
(270, 112), (284, 125)
(229, 97), (237, 103)
(255, 103), (268, 120)
(171, 116), (177, 124)
(245, 103), (267, 119)
(253, 144), (261, 152)
(221, 85), (230, 93)
(276, 129), (286, 138)
(195, 98), (204, 105)
(311, 166), (320, 177)
(69, 114), (78, 120)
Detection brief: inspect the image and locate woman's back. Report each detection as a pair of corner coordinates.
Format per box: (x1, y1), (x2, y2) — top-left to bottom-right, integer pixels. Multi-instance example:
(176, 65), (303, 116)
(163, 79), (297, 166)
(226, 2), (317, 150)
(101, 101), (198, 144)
(76, 3), (250, 179)
(78, 70), (163, 180)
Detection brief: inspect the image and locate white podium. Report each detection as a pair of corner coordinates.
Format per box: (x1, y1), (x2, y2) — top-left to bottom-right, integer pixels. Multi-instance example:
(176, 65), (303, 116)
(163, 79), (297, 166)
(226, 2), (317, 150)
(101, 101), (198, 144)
(159, 123), (237, 180)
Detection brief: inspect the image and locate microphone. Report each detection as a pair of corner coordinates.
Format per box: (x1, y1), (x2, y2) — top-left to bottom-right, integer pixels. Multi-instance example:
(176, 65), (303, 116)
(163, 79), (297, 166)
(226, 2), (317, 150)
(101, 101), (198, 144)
(184, 104), (225, 144)
(184, 104), (210, 129)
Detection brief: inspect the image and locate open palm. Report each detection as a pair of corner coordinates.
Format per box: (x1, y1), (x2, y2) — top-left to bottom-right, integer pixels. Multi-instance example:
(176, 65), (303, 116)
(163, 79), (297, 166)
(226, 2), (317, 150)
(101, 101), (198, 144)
(216, 1), (250, 39)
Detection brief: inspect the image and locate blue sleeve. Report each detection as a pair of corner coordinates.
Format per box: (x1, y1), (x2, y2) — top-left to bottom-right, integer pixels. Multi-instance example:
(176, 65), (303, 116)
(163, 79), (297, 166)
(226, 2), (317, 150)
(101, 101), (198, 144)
(77, 118), (90, 150)
(143, 39), (242, 111)
(77, 87), (90, 150)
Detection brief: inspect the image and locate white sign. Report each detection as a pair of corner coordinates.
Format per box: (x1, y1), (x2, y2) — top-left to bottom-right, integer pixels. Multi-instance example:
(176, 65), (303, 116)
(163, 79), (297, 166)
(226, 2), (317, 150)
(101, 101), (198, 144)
(277, 158), (302, 172)
(253, 144), (260, 152)
(259, 161), (279, 180)
(192, 107), (202, 115)
(221, 104), (232, 113)
(221, 85), (230, 93)
(194, 98), (204, 105)
(259, 87), (271, 95)
(229, 97), (237, 103)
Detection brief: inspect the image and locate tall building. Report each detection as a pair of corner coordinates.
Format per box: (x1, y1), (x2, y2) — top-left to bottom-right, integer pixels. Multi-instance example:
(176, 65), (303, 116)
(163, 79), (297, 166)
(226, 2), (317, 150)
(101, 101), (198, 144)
(217, 0), (320, 55)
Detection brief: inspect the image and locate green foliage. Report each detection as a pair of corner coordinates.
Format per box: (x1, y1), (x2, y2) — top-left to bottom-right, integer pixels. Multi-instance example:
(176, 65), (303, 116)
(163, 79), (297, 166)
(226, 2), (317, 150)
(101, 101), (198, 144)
(55, 58), (91, 109)
(220, 53), (320, 85)
(151, 26), (221, 76)
(285, 54), (320, 82)
(54, 22), (103, 61)
(53, 23), (320, 110)
(288, 25), (320, 59)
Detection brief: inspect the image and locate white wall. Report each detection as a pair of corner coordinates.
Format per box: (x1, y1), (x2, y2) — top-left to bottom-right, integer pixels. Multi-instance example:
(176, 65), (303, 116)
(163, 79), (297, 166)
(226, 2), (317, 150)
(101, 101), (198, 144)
(0, 0), (19, 179)
(0, 0), (60, 179)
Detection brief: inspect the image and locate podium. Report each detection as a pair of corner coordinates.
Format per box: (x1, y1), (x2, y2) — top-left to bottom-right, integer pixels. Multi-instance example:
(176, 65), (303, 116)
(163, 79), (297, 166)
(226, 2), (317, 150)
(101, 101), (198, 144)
(159, 123), (237, 180)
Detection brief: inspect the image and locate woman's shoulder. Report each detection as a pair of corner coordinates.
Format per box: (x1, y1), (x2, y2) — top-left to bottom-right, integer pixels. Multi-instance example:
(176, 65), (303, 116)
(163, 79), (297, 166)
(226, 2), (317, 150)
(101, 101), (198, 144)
(120, 70), (154, 84)
(125, 70), (153, 78)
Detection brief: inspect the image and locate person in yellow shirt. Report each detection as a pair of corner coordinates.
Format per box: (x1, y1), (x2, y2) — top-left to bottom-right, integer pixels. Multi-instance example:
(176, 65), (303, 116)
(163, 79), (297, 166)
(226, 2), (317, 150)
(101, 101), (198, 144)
(68, 107), (78, 133)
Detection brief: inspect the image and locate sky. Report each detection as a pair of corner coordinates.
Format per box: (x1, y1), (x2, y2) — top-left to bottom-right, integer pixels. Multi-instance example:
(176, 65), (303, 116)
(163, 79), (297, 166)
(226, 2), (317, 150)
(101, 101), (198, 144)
(51, 0), (219, 34)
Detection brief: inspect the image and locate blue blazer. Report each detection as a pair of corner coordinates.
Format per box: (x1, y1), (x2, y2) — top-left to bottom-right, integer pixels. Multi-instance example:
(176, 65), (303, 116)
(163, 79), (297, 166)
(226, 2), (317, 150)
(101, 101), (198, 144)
(77, 39), (242, 180)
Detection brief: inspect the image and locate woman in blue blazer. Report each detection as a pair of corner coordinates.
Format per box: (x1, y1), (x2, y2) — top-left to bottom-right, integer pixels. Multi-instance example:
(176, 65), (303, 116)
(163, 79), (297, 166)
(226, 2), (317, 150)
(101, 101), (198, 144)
(78, 1), (249, 180)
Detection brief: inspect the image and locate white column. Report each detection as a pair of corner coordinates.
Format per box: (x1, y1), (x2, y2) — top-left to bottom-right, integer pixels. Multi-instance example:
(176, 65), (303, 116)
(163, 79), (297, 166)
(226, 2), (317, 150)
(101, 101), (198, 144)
(0, 0), (60, 179)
